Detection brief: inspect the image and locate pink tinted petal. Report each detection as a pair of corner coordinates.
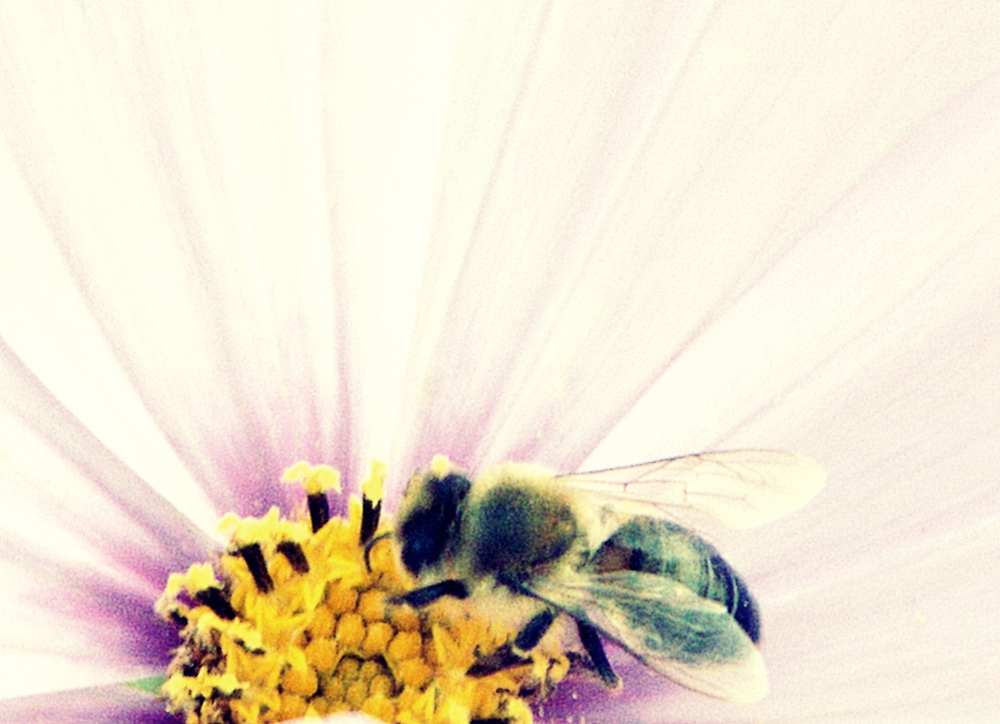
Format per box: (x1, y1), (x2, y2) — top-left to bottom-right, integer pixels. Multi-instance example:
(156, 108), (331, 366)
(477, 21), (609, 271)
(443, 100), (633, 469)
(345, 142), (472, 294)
(0, 134), (218, 536)
(0, 4), (338, 513)
(0, 544), (179, 696)
(761, 518), (1000, 723)
(0, 343), (216, 582)
(0, 5), (455, 504)
(560, 77), (1000, 721)
(0, 686), (385, 724)
(395, 2), (1000, 479)
(0, 345), (214, 694)
(588, 72), (1000, 467)
(0, 683), (174, 724)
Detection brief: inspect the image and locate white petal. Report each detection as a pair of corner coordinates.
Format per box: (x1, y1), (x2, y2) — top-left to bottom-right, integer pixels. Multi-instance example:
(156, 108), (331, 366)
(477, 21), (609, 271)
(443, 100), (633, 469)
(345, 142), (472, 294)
(0, 138), (219, 536)
(587, 73), (1000, 467)
(0, 349), (215, 695)
(396, 1), (1000, 478)
(0, 682), (173, 721)
(0, 3), (457, 501)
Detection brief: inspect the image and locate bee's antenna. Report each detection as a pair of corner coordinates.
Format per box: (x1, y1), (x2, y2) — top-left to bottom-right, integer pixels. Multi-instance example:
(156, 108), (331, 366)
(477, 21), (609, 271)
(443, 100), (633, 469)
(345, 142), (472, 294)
(363, 531), (392, 573)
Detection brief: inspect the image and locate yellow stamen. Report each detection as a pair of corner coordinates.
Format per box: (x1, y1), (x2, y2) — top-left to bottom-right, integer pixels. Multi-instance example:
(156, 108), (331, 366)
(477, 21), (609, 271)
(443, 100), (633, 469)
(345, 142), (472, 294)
(158, 459), (568, 724)
(361, 460), (387, 503)
(430, 454), (451, 479)
(282, 462), (342, 495)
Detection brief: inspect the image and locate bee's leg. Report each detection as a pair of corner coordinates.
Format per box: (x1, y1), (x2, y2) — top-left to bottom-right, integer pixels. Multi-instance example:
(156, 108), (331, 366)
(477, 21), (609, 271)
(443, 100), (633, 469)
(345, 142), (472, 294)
(467, 645), (530, 677)
(468, 609), (557, 677)
(514, 608), (557, 652)
(395, 579), (469, 607)
(576, 621), (620, 689)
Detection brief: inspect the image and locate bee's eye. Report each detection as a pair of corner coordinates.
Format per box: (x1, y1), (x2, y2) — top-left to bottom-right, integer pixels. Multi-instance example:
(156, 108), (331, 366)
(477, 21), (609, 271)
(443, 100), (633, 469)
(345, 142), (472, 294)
(400, 511), (449, 574)
(398, 473), (471, 574)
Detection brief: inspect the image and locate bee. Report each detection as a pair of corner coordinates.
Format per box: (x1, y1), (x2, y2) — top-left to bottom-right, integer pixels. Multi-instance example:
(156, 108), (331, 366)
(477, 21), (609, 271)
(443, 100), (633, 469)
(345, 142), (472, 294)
(392, 450), (826, 703)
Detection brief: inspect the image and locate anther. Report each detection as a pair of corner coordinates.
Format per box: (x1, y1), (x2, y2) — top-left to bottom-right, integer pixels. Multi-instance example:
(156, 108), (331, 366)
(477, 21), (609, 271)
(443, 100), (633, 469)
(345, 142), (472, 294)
(276, 540), (310, 574)
(237, 543), (274, 593)
(307, 492), (330, 533)
(360, 461), (387, 544)
(360, 496), (381, 544)
(194, 587), (237, 620)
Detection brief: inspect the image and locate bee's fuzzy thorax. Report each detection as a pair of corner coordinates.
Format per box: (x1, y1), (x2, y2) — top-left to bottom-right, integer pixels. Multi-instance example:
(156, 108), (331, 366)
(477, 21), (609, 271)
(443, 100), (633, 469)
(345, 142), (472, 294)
(459, 464), (578, 581)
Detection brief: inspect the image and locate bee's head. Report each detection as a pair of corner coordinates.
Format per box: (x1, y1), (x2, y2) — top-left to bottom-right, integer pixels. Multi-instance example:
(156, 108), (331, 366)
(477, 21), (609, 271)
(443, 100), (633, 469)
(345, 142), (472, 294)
(395, 469), (471, 575)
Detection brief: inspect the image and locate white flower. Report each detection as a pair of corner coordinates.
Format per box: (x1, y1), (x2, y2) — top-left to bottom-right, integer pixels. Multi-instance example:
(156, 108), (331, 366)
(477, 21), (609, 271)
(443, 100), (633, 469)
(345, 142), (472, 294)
(1, 3), (998, 722)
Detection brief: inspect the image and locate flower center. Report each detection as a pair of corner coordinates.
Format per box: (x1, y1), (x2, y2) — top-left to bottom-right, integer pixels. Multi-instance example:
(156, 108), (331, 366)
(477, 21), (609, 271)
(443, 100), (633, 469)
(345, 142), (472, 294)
(156, 460), (568, 724)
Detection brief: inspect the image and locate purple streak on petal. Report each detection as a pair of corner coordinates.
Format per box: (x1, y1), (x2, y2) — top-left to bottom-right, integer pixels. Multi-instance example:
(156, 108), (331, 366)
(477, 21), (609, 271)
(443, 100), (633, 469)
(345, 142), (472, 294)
(0, 684), (175, 724)
(0, 341), (217, 677)
(43, 572), (177, 670)
(199, 431), (297, 519)
(0, 6), (352, 519)
(0, 340), (216, 579)
(3, 532), (178, 671)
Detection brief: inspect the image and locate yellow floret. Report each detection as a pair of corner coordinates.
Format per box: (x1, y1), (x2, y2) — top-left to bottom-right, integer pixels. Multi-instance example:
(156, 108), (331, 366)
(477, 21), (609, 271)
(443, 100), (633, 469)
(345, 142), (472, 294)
(430, 454), (451, 479)
(324, 676), (346, 702)
(367, 537), (398, 576)
(369, 674), (394, 698)
(335, 612), (367, 648)
(391, 606), (422, 632)
(397, 657), (434, 689)
(358, 589), (387, 622)
(327, 583), (359, 614)
(183, 562), (219, 593)
(359, 659), (384, 682)
(335, 656), (361, 681)
(387, 630), (423, 663)
(361, 460), (387, 503)
(304, 637), (337, 673)
(362, 694), (397, 722)
(279, 693), (307, 720)
(282, 664), (317, 697)
(362, 621), (395, 657)
(158, 459), (568, 724)
(345, 679), (369, 708)
(472, 687), (502, 720)
(282, 461), (341, 494)
(307, 604), (335, 639)
(503, 696), (534, 724)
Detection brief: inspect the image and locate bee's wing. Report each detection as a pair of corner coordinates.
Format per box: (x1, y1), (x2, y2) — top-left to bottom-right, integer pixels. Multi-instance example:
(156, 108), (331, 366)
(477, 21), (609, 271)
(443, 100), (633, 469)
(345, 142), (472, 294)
(529, 569), (768, 703)
(556, 450), (825, 529)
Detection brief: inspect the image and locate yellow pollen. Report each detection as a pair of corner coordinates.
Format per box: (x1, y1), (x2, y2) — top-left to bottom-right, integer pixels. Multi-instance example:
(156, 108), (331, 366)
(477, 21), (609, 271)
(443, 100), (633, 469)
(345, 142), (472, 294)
(430, 454), (451, 479)
(281, 461), (342, 495)
(361, 460), (387, 503)
(157, 459), (568, 724)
